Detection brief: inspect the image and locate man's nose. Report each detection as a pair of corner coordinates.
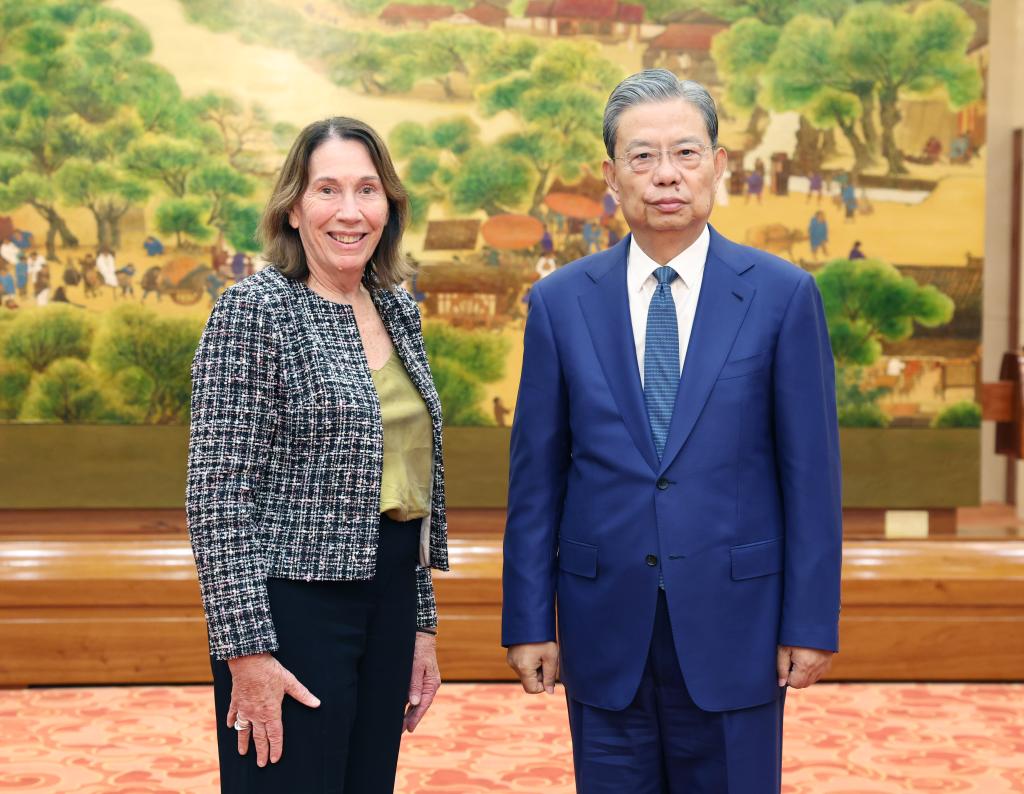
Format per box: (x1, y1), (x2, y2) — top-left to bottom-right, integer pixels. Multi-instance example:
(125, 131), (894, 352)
(652, 153), (683, 185)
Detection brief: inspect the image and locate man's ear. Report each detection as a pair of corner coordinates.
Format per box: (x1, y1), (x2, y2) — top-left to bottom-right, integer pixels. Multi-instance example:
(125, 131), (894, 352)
(602, 159), (620, 204)
(713, 146), (728, 189)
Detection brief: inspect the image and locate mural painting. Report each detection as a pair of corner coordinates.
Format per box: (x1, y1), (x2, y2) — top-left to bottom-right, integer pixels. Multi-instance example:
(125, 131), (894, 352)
(0, 0), (987, 435)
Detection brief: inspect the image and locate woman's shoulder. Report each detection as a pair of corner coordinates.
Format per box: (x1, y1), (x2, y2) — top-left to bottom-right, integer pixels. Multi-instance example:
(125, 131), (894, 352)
(217, 266), (296, 313)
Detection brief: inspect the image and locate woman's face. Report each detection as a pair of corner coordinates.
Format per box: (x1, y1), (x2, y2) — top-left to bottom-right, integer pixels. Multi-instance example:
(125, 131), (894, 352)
(288, 137), (389, 283)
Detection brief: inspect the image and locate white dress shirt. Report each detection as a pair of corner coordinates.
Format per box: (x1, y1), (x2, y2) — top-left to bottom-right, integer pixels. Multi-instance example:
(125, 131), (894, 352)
(627, 225), (710, 388)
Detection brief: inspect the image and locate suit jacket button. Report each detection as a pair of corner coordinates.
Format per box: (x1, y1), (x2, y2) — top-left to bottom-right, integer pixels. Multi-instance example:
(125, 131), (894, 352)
(645, 554), (658, 567)
(656, 478), (669, 490)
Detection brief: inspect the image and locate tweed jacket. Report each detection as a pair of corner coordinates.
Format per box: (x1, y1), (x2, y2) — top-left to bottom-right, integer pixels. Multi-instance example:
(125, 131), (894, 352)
(187, 266), (448, 660)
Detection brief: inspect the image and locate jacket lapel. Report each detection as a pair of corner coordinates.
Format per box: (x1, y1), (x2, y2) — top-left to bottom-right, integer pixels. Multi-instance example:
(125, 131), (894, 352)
(657, 230), (755, 473)
(374, 288), (442, 425)
(578, 236), (659, 472)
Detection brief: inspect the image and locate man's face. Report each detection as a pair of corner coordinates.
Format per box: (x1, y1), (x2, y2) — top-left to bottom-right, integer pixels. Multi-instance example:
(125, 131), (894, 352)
(602, 99), (726, 247)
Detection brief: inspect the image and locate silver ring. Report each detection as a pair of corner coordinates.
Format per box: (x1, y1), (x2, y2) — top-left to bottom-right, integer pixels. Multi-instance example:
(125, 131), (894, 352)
(233, 719), (251, 731)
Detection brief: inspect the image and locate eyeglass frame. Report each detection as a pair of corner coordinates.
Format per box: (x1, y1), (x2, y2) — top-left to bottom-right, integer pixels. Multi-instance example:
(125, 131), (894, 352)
(611, 141), (717, 174)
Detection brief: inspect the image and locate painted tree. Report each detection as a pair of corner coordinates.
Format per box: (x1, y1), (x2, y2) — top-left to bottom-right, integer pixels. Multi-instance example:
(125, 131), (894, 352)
(122, 137), (208, 198)
(478, 41), (621, 215)
(390, 118), (531, 223)
(187, 163), (254, 238)
(19, 358), (108, 423)
(93, 305), (204, 424)
(835, 0), (981, 175)
(155, 197), (213, 248)
(56, 159), (150, 249)
(709, 18), (780, 145)
(762, 15), (878, 172)
(2, 305), (94, 373)
(814, 258), (954, 426)
(423, 322), (508, 426)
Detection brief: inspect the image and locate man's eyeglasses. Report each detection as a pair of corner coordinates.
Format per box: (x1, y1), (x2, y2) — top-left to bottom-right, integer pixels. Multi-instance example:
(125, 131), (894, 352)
(614, 143), (712, 174)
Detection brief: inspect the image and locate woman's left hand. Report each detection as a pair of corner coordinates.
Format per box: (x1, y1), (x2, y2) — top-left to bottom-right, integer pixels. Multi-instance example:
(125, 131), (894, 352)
(404, 632), (441, 733)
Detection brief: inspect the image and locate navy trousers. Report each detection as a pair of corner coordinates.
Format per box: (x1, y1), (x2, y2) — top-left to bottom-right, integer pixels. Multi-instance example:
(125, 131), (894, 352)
(211, 515), (420, 794)
(566, 591), (785, 794)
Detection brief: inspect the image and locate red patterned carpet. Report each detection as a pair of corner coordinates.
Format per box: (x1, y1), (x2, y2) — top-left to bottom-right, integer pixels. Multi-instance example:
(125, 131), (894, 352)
(1, 683), (1022, 792)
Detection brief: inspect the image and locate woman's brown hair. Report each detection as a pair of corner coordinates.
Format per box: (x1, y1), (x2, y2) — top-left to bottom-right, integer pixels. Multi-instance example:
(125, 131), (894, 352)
(258, 116), (412, 288)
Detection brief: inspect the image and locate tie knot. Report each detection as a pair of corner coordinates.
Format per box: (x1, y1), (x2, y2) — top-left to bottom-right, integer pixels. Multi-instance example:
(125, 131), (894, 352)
(654, 266), (678, 287)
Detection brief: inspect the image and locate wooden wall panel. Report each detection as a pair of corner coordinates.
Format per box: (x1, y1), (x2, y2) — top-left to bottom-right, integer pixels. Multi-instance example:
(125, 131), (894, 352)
(1, 529), (1022, 686)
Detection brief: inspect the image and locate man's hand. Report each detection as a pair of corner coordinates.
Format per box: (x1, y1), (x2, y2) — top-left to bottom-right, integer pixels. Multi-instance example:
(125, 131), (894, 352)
(507, 642), (559, 694)
(226, 652), (321, 767)
(777, 645), (833, 689)
(404, 632), (441, 733)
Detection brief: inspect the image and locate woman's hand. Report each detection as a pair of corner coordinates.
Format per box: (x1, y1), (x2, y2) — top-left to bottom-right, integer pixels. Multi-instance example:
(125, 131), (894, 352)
(404, 632), (441, 733)
(226, 652), (320, 767)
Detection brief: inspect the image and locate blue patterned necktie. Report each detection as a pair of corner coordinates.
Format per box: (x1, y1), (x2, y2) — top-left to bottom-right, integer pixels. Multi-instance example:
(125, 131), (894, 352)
(644, 266), (680, 459)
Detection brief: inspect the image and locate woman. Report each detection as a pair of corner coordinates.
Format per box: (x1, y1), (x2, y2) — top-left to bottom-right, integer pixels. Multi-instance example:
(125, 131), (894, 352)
(187, 116), (448, 793)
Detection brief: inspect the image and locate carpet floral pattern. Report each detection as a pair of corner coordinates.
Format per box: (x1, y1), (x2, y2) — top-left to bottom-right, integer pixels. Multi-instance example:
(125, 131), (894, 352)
(0, 684), (1021, 792)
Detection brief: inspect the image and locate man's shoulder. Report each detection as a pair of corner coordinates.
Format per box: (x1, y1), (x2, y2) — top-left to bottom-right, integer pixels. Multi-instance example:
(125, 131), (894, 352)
(533, 245), (622, 298)
(712, 229), (811, 290)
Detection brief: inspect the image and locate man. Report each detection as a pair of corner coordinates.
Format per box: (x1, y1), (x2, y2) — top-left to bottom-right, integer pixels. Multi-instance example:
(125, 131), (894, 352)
(502, 70), (842, 793)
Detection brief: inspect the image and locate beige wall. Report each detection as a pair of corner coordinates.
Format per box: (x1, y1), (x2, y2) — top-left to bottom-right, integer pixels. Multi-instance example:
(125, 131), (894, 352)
(982, 0), (1024, 505)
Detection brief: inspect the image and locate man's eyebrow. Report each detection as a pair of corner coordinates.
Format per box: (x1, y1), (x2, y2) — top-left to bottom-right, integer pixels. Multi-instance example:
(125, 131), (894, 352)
(624, 136), (705, 150)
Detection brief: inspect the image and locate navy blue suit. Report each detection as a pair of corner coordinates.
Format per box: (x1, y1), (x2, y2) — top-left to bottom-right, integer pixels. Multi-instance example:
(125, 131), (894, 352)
(503, 227), (842, 790)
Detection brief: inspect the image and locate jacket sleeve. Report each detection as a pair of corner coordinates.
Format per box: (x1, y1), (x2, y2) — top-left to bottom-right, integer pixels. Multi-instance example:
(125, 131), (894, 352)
(502, 284), (570, 647)
(773, 272), (843, 652)
(415, 565), (437, 629)
(186, 287), (280, 660)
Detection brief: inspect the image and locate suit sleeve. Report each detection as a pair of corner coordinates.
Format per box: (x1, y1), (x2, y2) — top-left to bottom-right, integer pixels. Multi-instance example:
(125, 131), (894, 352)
(502, 285), (570, 647)
(186, 288), (280, 660)
(773, 272), (843, 652)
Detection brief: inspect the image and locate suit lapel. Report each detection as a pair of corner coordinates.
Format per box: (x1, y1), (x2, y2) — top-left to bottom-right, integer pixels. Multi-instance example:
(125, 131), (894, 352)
(657, 232), (755, 473)
(578, 236), (659, 472)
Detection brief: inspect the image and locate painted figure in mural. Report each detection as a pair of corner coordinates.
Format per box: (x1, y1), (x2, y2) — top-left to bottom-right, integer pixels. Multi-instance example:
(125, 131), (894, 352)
(187, 116), (447, 793)
(116, 264), (136, 299)
(143, 235), (165, 256)
(96, 246), (118, 290)
(33, 263), (50, 307)
(15, 251), (28, 298)
(230, 251), (247, 280)
(493, 396), (511, 427)
(807, 170), (824, 204)
(841, 177), (858, 222)
(535, 251), (557, 279)
(503, 70), (842, 794)
(809, 210), (829, 260)
(745, 165), (764, 204)
(849, 241), (866, 260)
(0, 236), (18, 267)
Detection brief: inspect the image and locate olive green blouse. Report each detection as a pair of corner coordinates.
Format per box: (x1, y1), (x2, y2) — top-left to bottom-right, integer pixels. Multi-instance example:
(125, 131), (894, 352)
(372, 351), (433, 521)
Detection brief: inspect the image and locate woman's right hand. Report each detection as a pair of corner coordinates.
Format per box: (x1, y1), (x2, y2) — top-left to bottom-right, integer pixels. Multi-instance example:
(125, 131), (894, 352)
(226, 652), (321, 767)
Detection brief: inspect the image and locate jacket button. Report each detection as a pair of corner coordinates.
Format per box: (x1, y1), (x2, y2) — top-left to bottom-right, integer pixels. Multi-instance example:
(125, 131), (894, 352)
(645, 554), (658, 567)
(656, 478), (669, 490)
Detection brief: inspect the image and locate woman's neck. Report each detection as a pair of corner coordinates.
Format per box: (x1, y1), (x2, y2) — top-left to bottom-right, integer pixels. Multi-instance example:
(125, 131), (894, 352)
(306, 269), (368, 305)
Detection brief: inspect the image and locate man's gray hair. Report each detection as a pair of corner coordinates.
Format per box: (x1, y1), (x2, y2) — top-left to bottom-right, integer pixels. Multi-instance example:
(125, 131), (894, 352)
(603, 69), (719, 158)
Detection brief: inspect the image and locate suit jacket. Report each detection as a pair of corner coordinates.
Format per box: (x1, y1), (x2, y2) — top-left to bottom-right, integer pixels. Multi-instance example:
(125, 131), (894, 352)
(187, 267), (448, 660)
(502, 227), (842, 712)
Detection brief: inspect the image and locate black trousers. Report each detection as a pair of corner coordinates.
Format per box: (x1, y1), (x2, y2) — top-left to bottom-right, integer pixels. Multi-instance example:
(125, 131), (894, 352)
(211, 515), (420, 793)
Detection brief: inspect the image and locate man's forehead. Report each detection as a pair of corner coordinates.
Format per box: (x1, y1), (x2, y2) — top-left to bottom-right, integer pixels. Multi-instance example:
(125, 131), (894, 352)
(616, 100), (708, 145)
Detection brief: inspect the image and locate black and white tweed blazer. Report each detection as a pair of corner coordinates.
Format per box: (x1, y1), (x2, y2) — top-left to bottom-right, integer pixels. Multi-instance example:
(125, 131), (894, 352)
(186, 266), (448, 660)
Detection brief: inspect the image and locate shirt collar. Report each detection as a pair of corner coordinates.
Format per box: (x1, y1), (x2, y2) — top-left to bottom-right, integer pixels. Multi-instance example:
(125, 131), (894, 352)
(627, 225), (710, 294)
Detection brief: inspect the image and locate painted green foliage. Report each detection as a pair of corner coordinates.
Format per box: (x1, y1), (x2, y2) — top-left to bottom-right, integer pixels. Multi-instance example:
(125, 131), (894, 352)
(0, 0), (274, 258)
(0, 304), (201, 423)
(423, 323), (509, 426)
(815, 259), (954, 426)
(714, 0), (981, 175)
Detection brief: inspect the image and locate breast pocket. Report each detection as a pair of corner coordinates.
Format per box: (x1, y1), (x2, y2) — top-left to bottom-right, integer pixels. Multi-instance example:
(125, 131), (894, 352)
(717, 350), (767, 381)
